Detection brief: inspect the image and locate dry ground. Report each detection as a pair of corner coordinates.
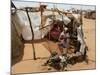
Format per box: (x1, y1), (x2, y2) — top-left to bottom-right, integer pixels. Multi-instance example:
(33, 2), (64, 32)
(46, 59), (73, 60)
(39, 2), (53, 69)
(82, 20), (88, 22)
(11, 18), (96, 74)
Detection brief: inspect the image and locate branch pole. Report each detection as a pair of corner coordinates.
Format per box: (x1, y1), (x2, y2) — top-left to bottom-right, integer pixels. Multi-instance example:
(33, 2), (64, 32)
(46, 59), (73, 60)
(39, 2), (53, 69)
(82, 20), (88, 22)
(26, 8), (36, 60)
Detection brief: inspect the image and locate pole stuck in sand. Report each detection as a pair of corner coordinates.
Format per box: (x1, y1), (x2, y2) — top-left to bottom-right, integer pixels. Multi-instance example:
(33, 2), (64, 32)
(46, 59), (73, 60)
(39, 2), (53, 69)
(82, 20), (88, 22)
(25, 8), (36, 60)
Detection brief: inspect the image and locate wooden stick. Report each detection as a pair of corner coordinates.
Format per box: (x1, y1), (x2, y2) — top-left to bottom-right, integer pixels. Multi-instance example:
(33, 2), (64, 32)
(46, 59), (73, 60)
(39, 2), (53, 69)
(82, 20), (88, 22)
(26, 8), (36, 60)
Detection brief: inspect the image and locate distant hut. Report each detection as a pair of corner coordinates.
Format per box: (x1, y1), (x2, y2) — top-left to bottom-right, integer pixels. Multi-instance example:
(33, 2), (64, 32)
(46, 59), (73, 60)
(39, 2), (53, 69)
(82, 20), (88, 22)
(91, 11), (96, 19)
(84, 10), (96, 19)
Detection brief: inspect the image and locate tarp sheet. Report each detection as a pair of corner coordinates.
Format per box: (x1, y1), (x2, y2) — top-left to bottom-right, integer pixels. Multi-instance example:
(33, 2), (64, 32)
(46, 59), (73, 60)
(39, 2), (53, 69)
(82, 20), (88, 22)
(14, 10), (71, 40)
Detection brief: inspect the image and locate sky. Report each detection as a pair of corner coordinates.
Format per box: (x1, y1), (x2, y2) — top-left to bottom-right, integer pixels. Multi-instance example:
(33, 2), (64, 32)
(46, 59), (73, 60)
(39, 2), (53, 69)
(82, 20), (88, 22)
(12, 0), (96, 10)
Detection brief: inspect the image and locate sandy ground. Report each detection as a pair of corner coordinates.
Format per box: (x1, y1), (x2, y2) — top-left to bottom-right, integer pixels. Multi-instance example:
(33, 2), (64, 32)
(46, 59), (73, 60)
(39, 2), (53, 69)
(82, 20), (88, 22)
(11, 18), (96, 74)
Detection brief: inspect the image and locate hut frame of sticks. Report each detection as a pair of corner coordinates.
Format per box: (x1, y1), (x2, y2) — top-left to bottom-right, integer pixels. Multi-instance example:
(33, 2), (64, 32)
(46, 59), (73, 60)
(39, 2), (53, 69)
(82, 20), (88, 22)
(11, 1), (88, 70)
